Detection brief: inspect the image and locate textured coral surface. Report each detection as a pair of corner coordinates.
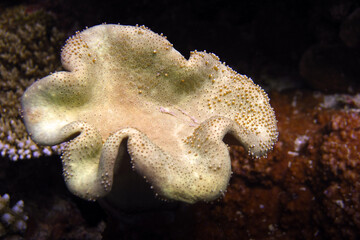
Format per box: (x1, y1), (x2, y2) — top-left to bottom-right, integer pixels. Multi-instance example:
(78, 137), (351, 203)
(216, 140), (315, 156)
(0, 193), (27, 238)
(1, 0), (360, 239)
(0, 5), (65, 161)
(5, 90), (360, 240)
(21, 24), (277, 206)
(194, 91), (360, 240)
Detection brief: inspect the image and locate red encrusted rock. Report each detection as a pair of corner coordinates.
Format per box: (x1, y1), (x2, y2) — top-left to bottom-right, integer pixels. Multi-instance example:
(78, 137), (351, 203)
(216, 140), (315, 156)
(194, 91), (360, 240)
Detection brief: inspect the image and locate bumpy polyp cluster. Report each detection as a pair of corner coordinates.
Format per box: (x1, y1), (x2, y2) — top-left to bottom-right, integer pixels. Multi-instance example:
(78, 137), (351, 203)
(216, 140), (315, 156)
(21, 24), (278, 205)
(0, 194), (27, 237)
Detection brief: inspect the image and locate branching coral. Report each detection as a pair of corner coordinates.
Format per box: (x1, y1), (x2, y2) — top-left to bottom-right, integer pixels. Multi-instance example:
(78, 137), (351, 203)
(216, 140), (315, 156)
(0, 193), (28, 237)
(0, 6), (65, 161)
(21, 24), (277, 206)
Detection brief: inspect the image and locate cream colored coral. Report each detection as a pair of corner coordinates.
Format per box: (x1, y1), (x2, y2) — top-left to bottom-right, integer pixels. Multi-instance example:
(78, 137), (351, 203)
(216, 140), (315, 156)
(21, 24), (277, 205)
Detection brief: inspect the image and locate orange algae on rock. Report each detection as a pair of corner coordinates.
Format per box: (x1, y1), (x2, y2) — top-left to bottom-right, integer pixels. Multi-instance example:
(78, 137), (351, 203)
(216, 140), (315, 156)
(21, 24), (277, 208)
(194, 91), (360, 240)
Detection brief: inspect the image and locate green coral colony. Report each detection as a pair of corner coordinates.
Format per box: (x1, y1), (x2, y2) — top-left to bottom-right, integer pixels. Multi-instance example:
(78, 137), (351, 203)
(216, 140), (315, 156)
(21, 24), (278, 207)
